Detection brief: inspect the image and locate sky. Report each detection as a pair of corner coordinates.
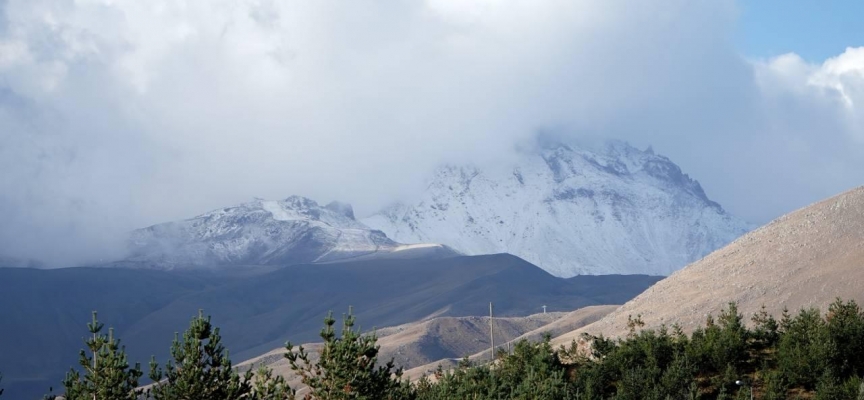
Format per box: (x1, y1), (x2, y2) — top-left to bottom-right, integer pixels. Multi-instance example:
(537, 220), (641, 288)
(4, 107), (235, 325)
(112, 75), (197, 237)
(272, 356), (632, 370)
(0, 0), (863, 266)
(735, 1), (864, 62)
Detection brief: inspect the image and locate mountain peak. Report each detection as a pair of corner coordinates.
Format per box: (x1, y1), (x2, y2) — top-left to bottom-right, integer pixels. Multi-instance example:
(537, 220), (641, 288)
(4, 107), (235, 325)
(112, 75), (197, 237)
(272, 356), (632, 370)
(363, 138), (748, 277)
(325, 201), (356, 220)
(118, 194), (458, 270)
(124, 196), (392, 269)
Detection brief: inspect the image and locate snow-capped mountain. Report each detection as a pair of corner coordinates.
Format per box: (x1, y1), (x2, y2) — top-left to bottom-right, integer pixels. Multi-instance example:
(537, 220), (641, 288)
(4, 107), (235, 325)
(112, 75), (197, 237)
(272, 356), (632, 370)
(124, 196), (453, 269)
(362, 139), (749, 277)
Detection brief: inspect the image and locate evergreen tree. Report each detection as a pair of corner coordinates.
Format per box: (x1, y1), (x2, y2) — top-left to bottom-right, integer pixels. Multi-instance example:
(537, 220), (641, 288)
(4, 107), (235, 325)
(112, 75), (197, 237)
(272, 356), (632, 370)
(26, 297), (864, 399)
(251, 366), (296, 400)
(814, 371), (863, 400)
(489, 337), (572, 399)
(760, 369), (788, 400)
(61, 311), (143, 400)
(415, 337), (577, 400)
(824, 299), (864, 379)
(776, 307), (830, 388)
(751, 305), (780, 351)
(148, 310), (253, 400)
(285, 308), (412, 400)
(714, 303), (748, 371)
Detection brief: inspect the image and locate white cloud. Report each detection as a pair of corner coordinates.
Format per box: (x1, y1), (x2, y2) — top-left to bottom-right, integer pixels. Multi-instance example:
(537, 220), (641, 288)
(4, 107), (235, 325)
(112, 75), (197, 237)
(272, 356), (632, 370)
(758, 48), (864, 115)
(0, 39), (29, 68)
(721, 47), (864, 220)
(0, 0), (862, 265)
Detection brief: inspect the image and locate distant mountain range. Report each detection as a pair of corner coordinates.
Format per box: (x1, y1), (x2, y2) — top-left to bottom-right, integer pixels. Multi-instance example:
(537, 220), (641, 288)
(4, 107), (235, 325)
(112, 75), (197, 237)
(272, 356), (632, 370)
(364, 139), (749, 276)
(120, 196), (456, 270)
(4, 146), (858, 400)
(0, 138), (756, 398)
(117, 139), (747, 277)
(257, 185), (863, 384)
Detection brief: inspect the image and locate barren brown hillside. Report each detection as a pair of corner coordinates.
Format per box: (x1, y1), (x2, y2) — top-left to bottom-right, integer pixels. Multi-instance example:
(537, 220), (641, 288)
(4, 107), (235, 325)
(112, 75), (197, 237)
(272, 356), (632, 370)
(373, 312), (565, 368)
(240, 312), (567, 381)
(554, 186), (864, 345)
(402, 305), (617, 380)
(239, 306), (617, 386)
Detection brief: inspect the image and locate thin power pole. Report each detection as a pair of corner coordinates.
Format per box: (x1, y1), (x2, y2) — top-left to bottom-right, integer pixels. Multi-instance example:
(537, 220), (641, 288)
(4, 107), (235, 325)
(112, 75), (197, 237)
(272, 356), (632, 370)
(489, 302), (494, 362)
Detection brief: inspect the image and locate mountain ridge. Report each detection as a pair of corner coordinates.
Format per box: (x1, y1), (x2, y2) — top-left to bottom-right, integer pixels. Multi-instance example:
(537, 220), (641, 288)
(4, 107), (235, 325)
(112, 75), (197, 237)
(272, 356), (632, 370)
(121, 196), (454, 270)
(363, 139), (749, 277)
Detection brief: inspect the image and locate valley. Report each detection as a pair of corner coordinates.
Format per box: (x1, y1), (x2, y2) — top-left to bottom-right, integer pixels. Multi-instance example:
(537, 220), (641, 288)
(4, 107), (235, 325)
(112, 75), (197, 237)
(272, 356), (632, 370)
(2, 142), (860, 400)
(0, 255), (660, 398)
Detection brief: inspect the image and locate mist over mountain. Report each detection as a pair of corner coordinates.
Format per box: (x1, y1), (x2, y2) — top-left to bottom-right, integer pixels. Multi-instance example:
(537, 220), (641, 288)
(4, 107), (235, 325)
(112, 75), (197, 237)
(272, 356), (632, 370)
(119, 196), (452, 269)
(2, 1), (863, 268)
(364, 139), (749, 277)
(1, 1), (862, 398)
(89, 138), (744, 277)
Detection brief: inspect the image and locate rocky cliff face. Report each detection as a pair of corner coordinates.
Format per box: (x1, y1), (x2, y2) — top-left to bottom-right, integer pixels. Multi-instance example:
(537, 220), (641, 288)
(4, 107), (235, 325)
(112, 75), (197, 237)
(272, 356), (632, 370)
(363, 140), (749, 277)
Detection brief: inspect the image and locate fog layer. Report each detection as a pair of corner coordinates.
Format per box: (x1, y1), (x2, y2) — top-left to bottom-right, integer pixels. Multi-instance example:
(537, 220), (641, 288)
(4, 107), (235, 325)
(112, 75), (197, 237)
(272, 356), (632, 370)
(0, 0), (862, 265)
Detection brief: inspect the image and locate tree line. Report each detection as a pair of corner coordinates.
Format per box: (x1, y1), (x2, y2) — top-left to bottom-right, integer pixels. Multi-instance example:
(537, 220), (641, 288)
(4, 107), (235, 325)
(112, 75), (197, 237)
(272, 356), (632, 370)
(416, 300), (864, 399)
(3, 299), (864, 399)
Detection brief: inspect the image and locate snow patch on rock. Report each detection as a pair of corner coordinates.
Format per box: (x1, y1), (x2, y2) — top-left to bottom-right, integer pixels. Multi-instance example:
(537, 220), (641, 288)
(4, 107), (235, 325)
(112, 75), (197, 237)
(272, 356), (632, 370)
(125, 196), (399, 269)
(362, 140), (749, 277)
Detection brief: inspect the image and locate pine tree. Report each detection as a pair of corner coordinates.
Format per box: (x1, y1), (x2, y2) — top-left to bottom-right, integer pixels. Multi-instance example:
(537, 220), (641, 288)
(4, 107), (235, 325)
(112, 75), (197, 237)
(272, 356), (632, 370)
(148, 310), (253, 400)
(776, 307), (830, 388)
(824, 299), (864, 379)
(251, 366), (296, 400)
(285, 308), (413, 400)
(61, 311), (143, 400)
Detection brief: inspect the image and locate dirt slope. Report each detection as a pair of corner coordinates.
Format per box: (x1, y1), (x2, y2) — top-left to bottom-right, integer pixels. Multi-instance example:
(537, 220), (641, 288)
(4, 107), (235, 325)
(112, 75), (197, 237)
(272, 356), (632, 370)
(554, 186), (864, 345)
(240, 312), (565, 376)
(400, 305), (617, 381)
(239, 306), (618, 386)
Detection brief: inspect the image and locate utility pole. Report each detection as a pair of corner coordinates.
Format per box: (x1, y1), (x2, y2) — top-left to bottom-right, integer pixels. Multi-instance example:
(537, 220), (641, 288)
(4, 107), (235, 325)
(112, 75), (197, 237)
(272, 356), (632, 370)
(489, 302), (494, 362)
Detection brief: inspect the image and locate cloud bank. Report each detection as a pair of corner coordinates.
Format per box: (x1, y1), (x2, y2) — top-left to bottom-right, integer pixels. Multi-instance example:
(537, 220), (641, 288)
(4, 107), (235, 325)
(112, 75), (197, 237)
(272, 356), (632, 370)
(0, 0), (862, 266)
